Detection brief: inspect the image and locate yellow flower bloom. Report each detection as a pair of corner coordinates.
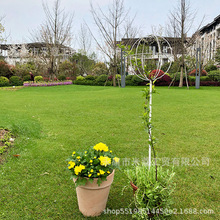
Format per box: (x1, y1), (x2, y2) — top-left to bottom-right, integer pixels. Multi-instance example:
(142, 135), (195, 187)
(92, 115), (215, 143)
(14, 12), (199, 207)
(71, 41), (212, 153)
(99, 156), (111, 167)
(90, 169), (94, 173)
(90, 160), (93, 163)
(107, 171), (111, 174)
(94, 157), (96, 159)
(74, 164), (86, 175)
(93, 142), (109, 152)
(68, 161), (75, 169)
(77, 156), (81, 160)
(97, 173), (100, 176)
(114, 157), (120, 163)
(85, 151), (87, 154)
(88, 174), (92, 177)
(110, 150), (112, 153)
(99, 169), (105, 175)
(72, 151), (76, 156)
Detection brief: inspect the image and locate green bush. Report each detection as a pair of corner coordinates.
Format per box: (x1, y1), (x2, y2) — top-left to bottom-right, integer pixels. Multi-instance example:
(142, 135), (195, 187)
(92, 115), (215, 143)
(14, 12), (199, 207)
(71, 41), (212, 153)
(58, 75), (66, 81)
(74, 76), (85, 85)
(161, 61), (179, 74)
(76, 76), (85, 81)
(23, 75), (31, 81)
(116, 74), (121, 80)
(188, 76), (196, 82)
(0, 76), (9, 87)
(200, 76), (209, 81)
(85, 75), (96, 81)
(125, 75), (134, 86)
(95, 74), (108, 86)
(9, 76), (23, 86)
(205, 64), (217, 72)
(170, 72), (187, 82)
(131, 75), (144, 86)
(208, 70), (220, 82)
(34, 76), (44, 82)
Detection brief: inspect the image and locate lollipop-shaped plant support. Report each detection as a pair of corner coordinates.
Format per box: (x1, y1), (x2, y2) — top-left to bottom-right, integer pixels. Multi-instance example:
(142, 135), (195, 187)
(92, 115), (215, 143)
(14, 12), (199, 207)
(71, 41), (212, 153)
(129, 35), (172, 168)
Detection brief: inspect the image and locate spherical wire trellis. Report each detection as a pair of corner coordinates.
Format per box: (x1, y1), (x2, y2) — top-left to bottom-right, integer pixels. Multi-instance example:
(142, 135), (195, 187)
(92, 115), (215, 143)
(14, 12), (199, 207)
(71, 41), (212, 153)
(128, 35), (173, 167)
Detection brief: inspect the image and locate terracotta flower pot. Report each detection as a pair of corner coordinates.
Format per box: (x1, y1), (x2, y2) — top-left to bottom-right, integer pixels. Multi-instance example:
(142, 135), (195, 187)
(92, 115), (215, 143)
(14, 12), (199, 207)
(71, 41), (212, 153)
(73, 170), (115, 217)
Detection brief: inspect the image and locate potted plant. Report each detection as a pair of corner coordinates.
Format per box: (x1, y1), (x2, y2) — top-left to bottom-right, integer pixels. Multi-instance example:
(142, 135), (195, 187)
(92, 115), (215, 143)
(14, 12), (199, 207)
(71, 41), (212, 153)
(67, 142), (119, 217)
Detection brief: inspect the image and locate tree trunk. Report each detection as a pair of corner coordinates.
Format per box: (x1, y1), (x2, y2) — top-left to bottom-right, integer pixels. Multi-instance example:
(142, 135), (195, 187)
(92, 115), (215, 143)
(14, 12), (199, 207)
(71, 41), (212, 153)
(179, 66), (184, 87)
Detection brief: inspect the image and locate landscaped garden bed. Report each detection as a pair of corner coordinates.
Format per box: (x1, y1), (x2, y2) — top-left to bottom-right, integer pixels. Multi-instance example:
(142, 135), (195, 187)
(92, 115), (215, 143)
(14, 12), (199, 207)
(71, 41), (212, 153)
(23, 80), (73, 87)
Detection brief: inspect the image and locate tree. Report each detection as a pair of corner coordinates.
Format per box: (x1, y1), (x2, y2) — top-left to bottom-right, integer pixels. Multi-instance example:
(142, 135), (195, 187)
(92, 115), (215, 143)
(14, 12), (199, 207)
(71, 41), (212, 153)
(70, 52), (96, 76)
(88, 0), (135, 86)
(0, 23), (5, 43)
(77, 24), (92, 55)
(167, 0), (200, 87)
(32, 0), (74, 79)
(59, 60), (78, 79)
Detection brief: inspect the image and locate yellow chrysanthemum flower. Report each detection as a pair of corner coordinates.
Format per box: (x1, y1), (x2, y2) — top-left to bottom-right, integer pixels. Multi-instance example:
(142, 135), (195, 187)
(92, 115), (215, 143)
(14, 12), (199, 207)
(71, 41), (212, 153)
(99, 156), (111, 167)
(85, 151), (87, 154)
(88, 174), (92, 177)
(93, 142), (109, 152)
(90, 169), (94, 173)
(97, 173), (100, 176)
(99, 169), (105, 175)
(107, 171), (111, 174)
(113, 157), (120, 163)
(94, 157), (96, 159)
(68, 161), (75, 169)
(90, 160), (93, 163)
(74, 164), (86, 175)
(77, 156), (81, 160)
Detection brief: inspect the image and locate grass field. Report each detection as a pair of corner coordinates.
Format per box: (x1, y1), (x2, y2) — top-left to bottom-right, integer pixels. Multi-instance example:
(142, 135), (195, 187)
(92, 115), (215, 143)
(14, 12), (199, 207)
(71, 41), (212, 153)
(0, 85), (219, 219)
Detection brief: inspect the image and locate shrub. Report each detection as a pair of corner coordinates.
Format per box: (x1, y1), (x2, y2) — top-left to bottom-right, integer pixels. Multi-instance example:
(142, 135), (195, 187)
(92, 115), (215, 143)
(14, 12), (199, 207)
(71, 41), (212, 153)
(125, 75), (134, 86)
(74, 76), (86, 85)
(23, 75), (31, 81)
(188, 76), (196, 82)
(205, 64), (217, 72)
(0, 76), (10, 87)
(188, 69), (208, 76)
(34, 76), (44, 82)
(150, 69), (171, 85)
(76, 76), (85, 81)
(124, 164), (175, 219)
(0, 61), (14, 78)
(85, 75), (96, 81)
(208, 70), (220, 82)
(131, 75), (144, 86)
(58, 75), (66, 81)
(200, 76), (209, 81)
(95, 74), (108, 86)
(9, 76), (23, 86)
(116, 74), (121, 80)
(92, 62), (108, 76)
(170, 72), (186, 82)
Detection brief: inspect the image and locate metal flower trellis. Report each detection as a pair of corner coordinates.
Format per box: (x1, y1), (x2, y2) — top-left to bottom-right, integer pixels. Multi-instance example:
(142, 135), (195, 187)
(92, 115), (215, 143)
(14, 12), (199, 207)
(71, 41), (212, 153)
(128, 35), (173, 168)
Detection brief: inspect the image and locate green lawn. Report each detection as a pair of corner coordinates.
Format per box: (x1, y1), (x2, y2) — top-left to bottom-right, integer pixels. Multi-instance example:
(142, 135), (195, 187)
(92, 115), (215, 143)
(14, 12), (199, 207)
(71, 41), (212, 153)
(0, 85), (219, 219)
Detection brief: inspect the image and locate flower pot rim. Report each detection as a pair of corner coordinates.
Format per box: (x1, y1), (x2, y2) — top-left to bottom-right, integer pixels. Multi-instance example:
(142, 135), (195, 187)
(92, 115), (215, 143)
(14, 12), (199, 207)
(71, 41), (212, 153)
(73, 169), (115, 189)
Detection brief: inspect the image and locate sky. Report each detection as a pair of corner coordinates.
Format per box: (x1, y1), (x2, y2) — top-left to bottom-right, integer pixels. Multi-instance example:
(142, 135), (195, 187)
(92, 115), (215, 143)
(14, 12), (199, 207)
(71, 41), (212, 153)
(0, 0), (219, 51)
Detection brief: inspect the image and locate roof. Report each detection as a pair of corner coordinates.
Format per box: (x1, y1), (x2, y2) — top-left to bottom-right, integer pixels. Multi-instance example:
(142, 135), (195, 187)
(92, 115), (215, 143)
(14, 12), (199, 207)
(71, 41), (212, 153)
(0, 42), (73, 50)
(199, 14), (220, 34)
